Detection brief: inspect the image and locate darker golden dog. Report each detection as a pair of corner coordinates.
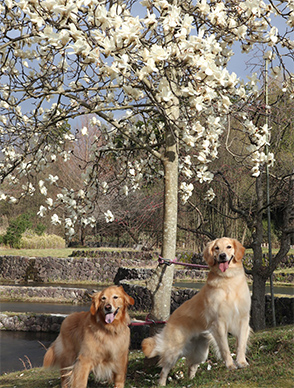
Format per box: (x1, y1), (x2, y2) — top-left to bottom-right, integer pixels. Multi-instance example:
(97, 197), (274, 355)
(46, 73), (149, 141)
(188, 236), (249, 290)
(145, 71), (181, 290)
(142, 238), (251, 386)
(43, 285), (134, 388)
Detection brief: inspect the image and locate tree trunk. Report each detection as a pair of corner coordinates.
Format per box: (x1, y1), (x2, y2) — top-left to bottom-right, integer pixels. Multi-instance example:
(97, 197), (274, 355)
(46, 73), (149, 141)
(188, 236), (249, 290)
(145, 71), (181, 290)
(251, 270), (266, 331)
(147, 126), (178, 321)
(251, 174), (266, 331)
(270, 172), (294, 272)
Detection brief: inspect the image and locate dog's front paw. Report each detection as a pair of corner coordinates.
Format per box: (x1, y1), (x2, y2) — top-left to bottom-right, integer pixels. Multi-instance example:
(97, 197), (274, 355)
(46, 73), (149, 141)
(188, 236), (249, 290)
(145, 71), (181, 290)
(188, 364), (199, 379)
(226, 362), (237, 370)
(237, 360), (249, 369)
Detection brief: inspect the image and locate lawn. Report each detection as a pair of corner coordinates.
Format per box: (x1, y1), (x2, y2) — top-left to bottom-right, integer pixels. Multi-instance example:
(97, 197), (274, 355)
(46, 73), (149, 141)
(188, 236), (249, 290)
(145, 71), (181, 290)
(0, 325), (293, 388)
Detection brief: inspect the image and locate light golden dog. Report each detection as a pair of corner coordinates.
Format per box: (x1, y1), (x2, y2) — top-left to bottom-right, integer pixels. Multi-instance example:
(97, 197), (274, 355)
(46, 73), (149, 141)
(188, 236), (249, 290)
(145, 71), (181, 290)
(142, 237), (251, 386)
(43, 285), (134, 388)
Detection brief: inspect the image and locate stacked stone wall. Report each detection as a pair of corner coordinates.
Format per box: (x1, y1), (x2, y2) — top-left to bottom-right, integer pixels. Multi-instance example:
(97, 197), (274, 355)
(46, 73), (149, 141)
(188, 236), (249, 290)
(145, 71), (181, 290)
(1, 254), (293, 284)
(0, 286), (292, 336)
(0, 255), (156, 284)
(0, 285), (90, 303)
(0, 255), (293, 331)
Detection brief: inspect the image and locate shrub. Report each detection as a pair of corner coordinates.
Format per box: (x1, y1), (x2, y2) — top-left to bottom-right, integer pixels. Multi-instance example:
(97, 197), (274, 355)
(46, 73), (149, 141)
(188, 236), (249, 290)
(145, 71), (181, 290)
(35, 223), (46, 236)
(2, 213), (32, 248)
(19, 233), (66, 249)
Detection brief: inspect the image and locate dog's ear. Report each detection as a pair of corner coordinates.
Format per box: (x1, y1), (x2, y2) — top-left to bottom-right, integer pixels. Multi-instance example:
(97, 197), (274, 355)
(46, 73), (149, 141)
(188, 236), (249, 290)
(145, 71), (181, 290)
(90, 292), (101, 315)
(125, 294), (135, 307)
(119, 286), (135, 307)
(203, 239), (217, 267)
(233, 239), (245, 261)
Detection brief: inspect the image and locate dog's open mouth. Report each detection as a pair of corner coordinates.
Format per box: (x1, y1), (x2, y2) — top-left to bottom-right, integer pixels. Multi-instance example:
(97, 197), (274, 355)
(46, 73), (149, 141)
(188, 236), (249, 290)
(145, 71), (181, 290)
(105, 308), (119, 324)
(218, 257), (233, 273)
(218, 261), (229, 272)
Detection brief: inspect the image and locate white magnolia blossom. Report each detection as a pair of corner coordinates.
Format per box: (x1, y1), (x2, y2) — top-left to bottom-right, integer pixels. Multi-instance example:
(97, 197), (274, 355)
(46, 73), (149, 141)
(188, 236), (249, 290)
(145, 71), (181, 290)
(81, 126), (88, 136)
(182, 167), (193, 179)
(0, 0), (291, 236)
(46, 198), (53, 207)
(65, 218), (73, 228)
(67, 227), (75, 236)
(48, 174), (59, 184)
(196, 165), (214, 184)
(51, 214), (61, 225)
(244, 123), (275, 176)
(0, 193), (7, 201)
(78, 190), (85, 199)
(204, 188), (216, 202)
(251, 165), (261, 177)
(38, 180), (48, 196)
(37, 205), (46, 217)
(88, 216), (96, 228)
(180, 182), (194, 204)
(122, 185), (129, 196)
(104, 210), (115, 223)
(101, 181), (108, 194)
(21, 182), (35, 196)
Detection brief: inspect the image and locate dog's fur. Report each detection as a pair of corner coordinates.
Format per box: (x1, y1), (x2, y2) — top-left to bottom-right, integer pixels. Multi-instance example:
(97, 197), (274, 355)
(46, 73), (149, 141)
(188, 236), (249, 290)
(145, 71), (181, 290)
(43, 285), (134, 388)
(142, 237), (251, 386)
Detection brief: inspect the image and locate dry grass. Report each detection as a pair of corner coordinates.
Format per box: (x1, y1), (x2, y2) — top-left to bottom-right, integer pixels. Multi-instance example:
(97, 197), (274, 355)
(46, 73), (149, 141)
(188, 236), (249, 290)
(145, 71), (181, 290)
(19, 233), (66, 250)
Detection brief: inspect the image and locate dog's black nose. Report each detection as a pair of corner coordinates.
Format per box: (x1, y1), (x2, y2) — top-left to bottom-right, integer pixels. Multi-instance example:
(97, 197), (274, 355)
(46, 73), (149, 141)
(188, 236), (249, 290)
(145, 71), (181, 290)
(219, 253), (227, 261)
(105, 304), (112, 312)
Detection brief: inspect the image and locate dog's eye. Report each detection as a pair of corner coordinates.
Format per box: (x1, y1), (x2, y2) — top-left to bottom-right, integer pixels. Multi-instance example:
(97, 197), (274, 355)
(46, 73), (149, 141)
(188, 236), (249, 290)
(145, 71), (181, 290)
(227, 245), (232, 249)
(215, 246), (219, 250)
(101, 296), (106, 301)
(113, 295), (118, 300)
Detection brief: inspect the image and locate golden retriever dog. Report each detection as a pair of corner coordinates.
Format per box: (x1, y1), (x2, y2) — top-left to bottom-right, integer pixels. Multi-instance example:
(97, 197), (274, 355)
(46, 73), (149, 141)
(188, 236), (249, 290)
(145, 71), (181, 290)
(142, 237), (251, 386)
(43, 285), (134, 388)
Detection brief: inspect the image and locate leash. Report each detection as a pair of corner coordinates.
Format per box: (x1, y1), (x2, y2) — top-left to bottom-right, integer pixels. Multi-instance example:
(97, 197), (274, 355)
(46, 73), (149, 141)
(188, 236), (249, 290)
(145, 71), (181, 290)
(129, 314), (166, 326)
(158, 256), (209, 269)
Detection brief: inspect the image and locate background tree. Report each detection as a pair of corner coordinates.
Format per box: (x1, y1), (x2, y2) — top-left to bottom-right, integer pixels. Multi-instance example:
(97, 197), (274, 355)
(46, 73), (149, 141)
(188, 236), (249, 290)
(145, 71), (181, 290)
(178, 74), (294, 330)
(0, 0), (293, 321)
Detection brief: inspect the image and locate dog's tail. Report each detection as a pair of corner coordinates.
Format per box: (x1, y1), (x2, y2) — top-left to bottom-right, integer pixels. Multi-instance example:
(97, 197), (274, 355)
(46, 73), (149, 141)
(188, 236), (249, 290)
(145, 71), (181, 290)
(43, 346), (56, 368)
(142, 336), (158, 358)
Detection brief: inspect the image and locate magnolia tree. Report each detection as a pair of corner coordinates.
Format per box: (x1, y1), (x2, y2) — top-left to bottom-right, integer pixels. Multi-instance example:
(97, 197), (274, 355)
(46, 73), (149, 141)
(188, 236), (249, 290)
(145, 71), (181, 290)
(0, 0), (293, 320)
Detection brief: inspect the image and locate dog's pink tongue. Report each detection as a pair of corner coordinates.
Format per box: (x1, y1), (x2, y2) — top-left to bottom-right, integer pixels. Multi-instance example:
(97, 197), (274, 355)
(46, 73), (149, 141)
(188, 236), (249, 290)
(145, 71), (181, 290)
(219, 262), (229, 272)
(105, 313), (115, 324)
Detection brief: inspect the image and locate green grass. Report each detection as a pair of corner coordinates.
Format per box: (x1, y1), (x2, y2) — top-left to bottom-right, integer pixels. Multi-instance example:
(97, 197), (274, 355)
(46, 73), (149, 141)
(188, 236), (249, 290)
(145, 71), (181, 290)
(0, 325), (293, 388)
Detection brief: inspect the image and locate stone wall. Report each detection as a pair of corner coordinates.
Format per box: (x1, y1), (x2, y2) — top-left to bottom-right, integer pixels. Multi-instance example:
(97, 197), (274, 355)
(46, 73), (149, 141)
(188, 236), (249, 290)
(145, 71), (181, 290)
(0, 312), (65, 333)
(1, 254), (293, 284)
(114, 266), (207, 283)
(1, 283), (292, 331)
(265, 294), (294, 327)
(0, 255), (293, 331)
(0, 255), (208, 285)
(0, 255), (157, 284)
(0, 285), (90, 303)
(0, 312), (148, 349)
